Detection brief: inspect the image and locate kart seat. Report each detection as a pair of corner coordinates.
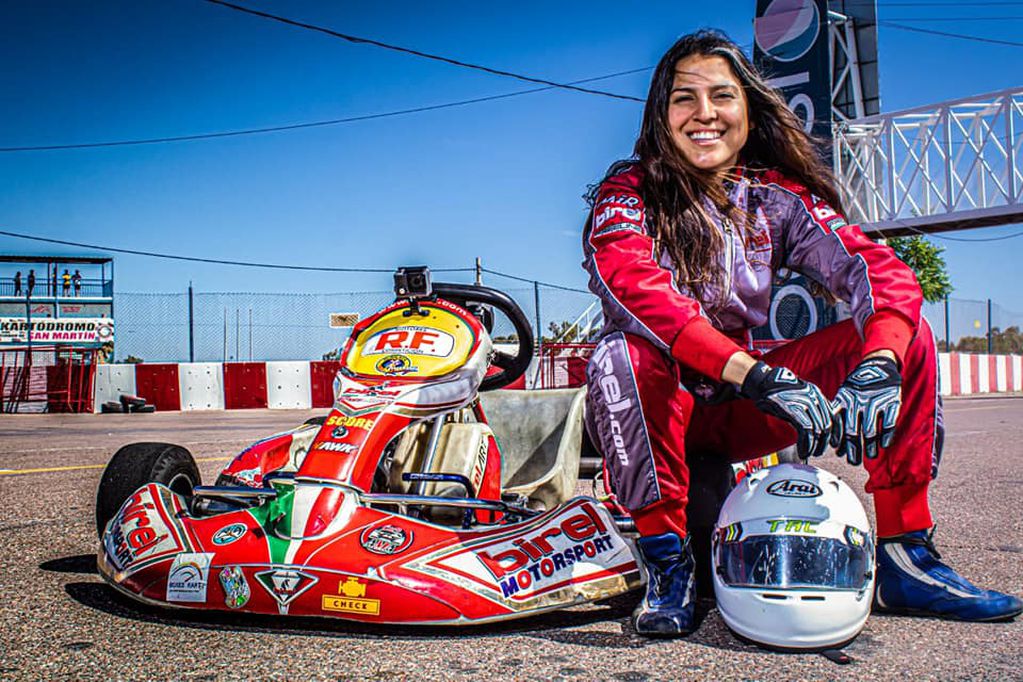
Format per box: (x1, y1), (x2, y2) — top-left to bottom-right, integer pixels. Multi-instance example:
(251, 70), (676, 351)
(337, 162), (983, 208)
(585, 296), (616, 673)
(479, 387), (586, 511)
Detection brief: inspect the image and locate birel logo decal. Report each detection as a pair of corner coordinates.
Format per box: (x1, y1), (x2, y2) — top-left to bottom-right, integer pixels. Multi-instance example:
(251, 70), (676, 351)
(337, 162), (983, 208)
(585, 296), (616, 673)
(766, 479), (822, 498)
(166, 552), (213, 603)
(476, 504), (617, 599)
(590, 343), (632, 467)
(594, 204), (642, 229)
(363, 327), (455, 358)
(104, 486), (183, 572)
(337, 384), (403, 411)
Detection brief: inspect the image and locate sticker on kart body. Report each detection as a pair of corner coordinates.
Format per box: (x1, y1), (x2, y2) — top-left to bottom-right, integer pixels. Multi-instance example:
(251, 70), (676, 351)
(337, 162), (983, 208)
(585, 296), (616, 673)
(103, 485), (190, 575)
(254, 568), (318, 615)
(405, 500), (641, 610)
(166, 552), (213, 603)
(363, 327), (455, 358)
(375, 354), (419, 376)
(321, 577), (381, 616)
(360, 525), (413, 555)
(212, 523), (247, 546)
(219, 566), (251, 609)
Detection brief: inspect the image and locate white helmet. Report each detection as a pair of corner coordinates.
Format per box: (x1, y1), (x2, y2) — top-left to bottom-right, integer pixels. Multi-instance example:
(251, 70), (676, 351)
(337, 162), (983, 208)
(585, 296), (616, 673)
(712, 463), (875, 650)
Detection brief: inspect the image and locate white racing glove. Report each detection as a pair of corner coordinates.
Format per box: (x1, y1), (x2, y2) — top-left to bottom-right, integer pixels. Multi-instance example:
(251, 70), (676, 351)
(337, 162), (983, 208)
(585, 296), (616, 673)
(830, 356), (902, 465)
(740, 362), (837, 460)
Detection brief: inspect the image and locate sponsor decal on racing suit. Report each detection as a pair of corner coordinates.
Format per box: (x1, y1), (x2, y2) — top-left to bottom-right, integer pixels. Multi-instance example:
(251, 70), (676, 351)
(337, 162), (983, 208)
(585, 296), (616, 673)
(590, 343), (633, 467)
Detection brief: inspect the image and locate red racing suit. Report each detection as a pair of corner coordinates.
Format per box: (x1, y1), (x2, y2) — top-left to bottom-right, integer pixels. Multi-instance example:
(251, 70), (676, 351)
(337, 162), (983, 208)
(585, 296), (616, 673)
(582, 163), (941, 539)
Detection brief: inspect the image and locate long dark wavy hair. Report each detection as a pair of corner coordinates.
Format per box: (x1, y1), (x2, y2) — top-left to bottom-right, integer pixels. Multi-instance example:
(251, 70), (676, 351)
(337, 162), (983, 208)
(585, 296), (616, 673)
(593, 30), (843, 309)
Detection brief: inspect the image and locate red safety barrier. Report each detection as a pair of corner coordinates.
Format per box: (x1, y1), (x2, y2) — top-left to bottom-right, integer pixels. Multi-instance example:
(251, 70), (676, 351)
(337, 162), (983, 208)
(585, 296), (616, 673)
(310, 361), (342, 408)
(539, 343), (594, 389)
(134, 363), (181, 412)
(223, 362), (268, 410)
(1, 346), (97, 413)
(45, 349), (97, 413)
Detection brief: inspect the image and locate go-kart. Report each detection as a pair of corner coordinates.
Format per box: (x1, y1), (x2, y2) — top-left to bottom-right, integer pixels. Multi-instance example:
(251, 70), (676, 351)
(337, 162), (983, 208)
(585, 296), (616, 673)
(95, 267), (644, 624)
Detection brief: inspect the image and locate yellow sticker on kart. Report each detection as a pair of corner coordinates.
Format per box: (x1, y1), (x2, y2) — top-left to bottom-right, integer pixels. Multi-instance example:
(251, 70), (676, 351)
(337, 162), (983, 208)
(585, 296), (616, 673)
(345, 306), (476, 378)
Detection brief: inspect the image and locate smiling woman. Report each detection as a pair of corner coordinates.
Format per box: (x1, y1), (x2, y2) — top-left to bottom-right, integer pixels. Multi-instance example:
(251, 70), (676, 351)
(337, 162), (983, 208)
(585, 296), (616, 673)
(580, 29), (1022, 640)
(667, 55), (750, 173)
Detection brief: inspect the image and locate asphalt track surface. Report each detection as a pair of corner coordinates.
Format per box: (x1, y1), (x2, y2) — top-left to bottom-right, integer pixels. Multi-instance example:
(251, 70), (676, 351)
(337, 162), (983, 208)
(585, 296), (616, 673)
(2, 398), (1022, 681)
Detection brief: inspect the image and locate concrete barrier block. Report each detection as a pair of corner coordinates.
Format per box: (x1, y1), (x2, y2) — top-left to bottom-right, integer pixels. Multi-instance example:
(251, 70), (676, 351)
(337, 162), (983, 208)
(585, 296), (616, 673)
(93, 364), (137, 412)
(938, 352), (951, 397)
(179, 363), (224, 411)
(267, 361), (312, 409)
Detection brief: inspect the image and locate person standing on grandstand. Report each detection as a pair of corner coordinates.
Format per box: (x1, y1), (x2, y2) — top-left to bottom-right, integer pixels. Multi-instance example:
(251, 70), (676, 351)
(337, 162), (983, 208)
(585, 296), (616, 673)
(582, 30), (1022, 637)
(61, 269), (71, 297)
(27, 270), (35, 298)
(72, 269), (82, 296)
(13, 271), (21, 297)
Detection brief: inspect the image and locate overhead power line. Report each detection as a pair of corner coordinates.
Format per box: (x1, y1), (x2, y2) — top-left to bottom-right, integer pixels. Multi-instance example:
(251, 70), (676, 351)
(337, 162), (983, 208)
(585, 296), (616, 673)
(884, 15), (1023, 21)
(203, 0), (642, 103)
(0, 66), (650, 153)
(880, 21), (1023, 47)
(481, 267), (590, 293)
(0, 228), (474, 273)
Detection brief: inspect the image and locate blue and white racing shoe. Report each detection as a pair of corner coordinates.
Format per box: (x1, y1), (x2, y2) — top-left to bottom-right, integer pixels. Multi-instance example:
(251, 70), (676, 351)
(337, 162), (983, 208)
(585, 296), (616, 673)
(634, 532), (697, 636)
(875, 528), (1023, 622)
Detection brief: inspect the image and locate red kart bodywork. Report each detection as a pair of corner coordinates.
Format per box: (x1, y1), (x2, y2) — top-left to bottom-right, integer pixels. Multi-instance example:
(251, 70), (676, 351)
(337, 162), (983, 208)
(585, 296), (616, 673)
(98, 292), (644, 624)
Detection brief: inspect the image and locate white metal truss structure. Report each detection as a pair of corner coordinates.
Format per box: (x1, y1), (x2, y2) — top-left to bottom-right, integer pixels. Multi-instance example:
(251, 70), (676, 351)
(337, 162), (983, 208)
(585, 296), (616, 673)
(829, 12), (867, 121)
(834, 87), (1023, 236)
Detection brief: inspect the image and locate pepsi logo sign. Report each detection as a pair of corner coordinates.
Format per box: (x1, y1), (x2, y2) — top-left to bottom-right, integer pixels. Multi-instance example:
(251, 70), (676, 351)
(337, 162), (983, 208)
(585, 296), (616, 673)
(766, 479), (822, 498)
(754, 0), (820, 63)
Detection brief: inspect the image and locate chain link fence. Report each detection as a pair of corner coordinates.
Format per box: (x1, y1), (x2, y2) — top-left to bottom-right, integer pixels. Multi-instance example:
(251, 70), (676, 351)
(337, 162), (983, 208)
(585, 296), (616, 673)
(112, 281), (1023, 363)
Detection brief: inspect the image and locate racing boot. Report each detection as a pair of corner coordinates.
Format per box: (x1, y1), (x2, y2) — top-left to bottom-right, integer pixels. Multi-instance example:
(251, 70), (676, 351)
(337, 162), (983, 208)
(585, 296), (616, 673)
(874, 528), (1023, 622)
(633, 532), (696, 636)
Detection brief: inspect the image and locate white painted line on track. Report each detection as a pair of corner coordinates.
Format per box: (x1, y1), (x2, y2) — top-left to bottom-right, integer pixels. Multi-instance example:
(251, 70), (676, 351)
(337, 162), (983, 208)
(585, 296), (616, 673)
(0, 456), (232, 476)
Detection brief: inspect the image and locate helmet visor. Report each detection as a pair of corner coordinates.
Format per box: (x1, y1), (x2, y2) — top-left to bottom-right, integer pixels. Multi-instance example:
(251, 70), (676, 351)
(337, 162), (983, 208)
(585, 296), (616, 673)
(716, 533), (872, 590)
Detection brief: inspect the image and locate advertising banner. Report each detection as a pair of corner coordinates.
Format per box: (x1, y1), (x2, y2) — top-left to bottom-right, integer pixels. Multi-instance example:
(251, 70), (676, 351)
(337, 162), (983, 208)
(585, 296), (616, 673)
(0, 317), (115, 346)
(753, 0), (832, 141)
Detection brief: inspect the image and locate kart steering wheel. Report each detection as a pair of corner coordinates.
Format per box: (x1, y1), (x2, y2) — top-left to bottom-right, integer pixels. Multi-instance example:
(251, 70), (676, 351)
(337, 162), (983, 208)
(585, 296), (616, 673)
(431, 282), (535, 391)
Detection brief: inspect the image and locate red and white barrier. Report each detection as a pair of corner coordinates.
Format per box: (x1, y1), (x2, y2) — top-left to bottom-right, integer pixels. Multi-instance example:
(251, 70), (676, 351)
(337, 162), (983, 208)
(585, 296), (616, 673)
(94, 352), (1021, 412)
(939, 353), (1022, 396)
(94, 361), (342, 412)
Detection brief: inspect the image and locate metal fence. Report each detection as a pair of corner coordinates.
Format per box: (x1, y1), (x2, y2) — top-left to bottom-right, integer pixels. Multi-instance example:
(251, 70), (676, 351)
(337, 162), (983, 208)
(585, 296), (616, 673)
(112, 276), (598, 363)
(112, 281), (1023, 363)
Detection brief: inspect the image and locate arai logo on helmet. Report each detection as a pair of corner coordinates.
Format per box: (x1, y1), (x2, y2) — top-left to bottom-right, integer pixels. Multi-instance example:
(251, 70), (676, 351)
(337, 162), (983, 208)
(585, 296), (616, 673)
(754, 0), (821, 63)
(766, 479), (822, 498)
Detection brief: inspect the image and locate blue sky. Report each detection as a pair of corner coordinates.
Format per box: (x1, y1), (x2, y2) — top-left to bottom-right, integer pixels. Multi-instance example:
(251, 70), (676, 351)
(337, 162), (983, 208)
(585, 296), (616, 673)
(1, 0), (1021, 307)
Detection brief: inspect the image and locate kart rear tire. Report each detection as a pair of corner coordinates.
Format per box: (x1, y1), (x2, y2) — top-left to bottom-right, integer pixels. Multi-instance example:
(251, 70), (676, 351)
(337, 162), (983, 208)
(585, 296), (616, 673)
(95, 442), (200, 538)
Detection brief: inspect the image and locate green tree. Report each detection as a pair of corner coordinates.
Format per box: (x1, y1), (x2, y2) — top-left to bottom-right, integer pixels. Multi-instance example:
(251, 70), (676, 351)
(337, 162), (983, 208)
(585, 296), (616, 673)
(955, 326), (1023, 353)
(888, 236), (953, 303)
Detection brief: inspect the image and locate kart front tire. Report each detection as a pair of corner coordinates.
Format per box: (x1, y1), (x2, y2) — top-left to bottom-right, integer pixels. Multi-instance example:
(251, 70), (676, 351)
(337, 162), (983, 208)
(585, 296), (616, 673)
(95, 442), (200, 538)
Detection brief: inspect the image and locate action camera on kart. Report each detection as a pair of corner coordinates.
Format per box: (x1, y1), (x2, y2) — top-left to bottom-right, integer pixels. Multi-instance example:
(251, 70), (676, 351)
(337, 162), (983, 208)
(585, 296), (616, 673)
(394, 266), (433, 299)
